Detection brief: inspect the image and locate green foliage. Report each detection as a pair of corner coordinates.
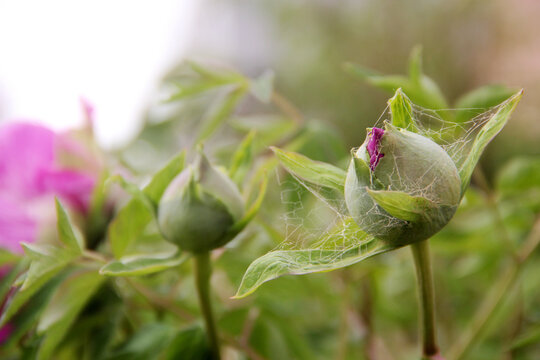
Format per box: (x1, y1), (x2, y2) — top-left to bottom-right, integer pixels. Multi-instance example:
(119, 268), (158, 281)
(229, 130), (256, 185)
(108, 152), (185, 258)
(164, 326), (213, 360)
(2, 55), (537, 360)
(196, 86), (247, 143)
(104, 323), (177, 360)
(458, 90), (523, 194)
(1, 244), (79, 326)
(54, 199), (84, 253)
(235, 219), (389, 298)
(271, 147), (347, 192)
(455, 85), (518, 123)
(249, 69), (275, 103)
(497, 156), (540, 194)
(100, 252), (188, 277)
(344, 48), (448, 111)
(36, 268), (104, 360)
(226, 175), (268, 236)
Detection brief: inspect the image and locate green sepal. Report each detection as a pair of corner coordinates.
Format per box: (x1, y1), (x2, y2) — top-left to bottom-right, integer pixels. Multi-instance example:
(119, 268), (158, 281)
(271, 147), (347, 192)
(144, 151), (187, 204)
(229, 130), (256, 185)
(226, 175), (268, 237)
(388, 88), (417, 132)
(107, 175), (156, 216)
(108, 151), (185, 259)
(455, 84), (517, 123)
(458, 90), (523, 195)
(352, 156), (370, 184)
(366, 189), (438, 222)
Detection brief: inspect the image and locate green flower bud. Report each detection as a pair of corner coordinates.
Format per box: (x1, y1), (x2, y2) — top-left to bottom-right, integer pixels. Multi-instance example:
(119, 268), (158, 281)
(345, 123), (461, 246)
(158, 154), (245, 253)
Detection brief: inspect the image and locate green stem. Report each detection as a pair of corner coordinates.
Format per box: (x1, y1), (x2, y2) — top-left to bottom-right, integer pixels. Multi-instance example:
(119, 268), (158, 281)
(194, 251), (221, 360)
(411, 240), (440, 358)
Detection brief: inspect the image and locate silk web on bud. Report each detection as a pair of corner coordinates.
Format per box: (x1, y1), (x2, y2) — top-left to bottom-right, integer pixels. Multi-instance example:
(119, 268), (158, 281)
(273, 101), (513, 265)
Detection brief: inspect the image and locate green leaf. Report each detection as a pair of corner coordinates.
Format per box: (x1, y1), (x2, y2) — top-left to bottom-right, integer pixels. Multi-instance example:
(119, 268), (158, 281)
(164, 326), (213, 360)
(234, 219), (388, 298)
(1, 244), (79, 326)
(344, 62), (448, 110)
(455, 84), (517, 123)
(0, 260), (26, 310)
(55, 198), (83, 253)
(366, 189), (437, 222)
(109, 200), (155, 259)
(107, 175), (156, 216)
(188, 61), (242, 83)
(227, 176), (268, 236)
(36, 268), (105, 360)
(271, 147), (347, 193)
(105, 323), (177, 360)
(388, 88), (417, 131)
(408, 45), (423, 85)
(458, 90), (523, 195)
(229, 130), (256, 185)
(510, 322), (540, 350)
(167, 62), (243, 101)
(108, 152), (185, 259)
(99, 252), (188, 277)
(196, 86), (247, 143)
(2, 273), (66, 349)
(497, 156), (540, 194)
(143, 151), (186, 204)
(250, 69), (275, 103)
(86, 171), (111, 249)
(344, 63), (409, 92)
(231, 115), (297, 153)
(0, 249), (20, 266)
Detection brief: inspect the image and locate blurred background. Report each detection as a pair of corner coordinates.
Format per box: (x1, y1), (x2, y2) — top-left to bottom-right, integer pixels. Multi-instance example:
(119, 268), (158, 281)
(1, 1), (540, 359)
(1, 0), (539, 170)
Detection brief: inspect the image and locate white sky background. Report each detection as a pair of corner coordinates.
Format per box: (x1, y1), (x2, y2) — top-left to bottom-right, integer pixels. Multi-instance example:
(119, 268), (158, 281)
(0, 0), (200, 149)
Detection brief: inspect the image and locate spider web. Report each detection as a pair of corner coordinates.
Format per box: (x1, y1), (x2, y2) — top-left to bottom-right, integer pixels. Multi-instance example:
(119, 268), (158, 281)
(235, 96), (520, 298)
(274, 102), (507, 260)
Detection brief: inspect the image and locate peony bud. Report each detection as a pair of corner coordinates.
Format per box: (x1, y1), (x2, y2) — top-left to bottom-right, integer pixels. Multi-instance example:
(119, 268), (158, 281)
(158, 154), (245, 253)
(345, 123), (461, 246)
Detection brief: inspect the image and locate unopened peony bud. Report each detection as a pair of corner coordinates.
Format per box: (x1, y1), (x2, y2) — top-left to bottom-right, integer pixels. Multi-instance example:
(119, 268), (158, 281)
(345, 123), (461, 246)
(158, 154), (245, 253)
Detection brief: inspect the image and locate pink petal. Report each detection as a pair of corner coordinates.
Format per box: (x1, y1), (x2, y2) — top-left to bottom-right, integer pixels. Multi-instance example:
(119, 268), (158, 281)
(0, 197), (36, 253)
(79, 97), (95, 128)
(36, 169), (95, 213)
(0, 323), (14, 344)
(0, 123), (55, 198)
(367, 127), (385, 171)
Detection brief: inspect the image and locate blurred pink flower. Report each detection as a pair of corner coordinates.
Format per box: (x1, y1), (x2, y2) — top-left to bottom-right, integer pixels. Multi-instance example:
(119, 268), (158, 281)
(0, 122), (97, 254)
(0, 323), (14, 344)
